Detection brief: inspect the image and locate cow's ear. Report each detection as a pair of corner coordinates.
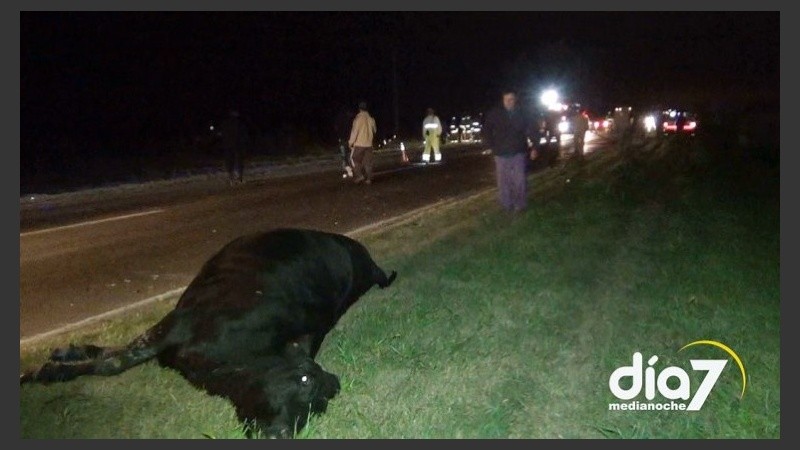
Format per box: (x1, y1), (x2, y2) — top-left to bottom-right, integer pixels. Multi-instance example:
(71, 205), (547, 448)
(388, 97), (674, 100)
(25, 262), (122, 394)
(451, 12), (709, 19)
(287, 334), (313, 357)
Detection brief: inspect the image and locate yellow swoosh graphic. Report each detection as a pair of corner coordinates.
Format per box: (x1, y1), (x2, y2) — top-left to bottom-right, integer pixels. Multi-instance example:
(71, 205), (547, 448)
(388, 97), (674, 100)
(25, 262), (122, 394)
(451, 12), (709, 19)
(679, 340), (747, 399)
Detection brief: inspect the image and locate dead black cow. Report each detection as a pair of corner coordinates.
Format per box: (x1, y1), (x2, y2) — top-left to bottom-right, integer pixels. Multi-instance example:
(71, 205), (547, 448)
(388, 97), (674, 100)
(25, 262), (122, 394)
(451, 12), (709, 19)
(21, 228), (398, 438)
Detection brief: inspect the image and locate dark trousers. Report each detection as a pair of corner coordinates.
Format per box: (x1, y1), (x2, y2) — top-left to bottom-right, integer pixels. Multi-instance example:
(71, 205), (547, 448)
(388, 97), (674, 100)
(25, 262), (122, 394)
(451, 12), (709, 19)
(225, 147), (245, 181)
(339, 142), (353, 170)
(351, 146), (374, 181)
(494, 152), (528, 211)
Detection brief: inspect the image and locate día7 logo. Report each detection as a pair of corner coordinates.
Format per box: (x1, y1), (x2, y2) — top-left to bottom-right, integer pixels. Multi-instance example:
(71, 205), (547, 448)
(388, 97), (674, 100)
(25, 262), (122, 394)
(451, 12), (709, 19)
(608, 340), (747, 411)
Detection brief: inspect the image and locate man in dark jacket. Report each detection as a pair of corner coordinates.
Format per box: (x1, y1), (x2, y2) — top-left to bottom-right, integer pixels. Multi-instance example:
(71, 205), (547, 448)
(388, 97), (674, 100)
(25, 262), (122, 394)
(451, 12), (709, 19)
(219, 109), (250, 186)
(483, 90), (536, 213)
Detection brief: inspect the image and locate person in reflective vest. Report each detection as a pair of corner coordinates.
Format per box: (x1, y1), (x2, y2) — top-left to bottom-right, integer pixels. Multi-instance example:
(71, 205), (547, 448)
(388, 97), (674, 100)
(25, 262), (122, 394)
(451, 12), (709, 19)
(422, 108), (443, 163)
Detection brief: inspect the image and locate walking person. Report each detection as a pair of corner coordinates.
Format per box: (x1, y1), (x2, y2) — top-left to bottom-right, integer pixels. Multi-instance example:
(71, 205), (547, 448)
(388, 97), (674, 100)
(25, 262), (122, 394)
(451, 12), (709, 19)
(218, 108), (250, 185)
(334, 106), (355, 179)
(421, 107), (443, 163)
(483, 90), (535, 213)
(572, 109), (590, 159)
(348, 101), (377, 185)
(529, 117), (550, 171)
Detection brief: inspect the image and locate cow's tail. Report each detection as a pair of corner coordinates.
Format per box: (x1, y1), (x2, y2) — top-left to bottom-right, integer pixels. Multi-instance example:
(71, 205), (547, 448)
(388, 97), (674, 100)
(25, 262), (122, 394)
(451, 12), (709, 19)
(373, 265), (397, 289)
(20, 330), (163, 385)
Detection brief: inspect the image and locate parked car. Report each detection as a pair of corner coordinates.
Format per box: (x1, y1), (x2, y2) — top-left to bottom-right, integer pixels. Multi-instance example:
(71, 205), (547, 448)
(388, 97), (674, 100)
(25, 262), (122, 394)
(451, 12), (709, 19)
(661, 109), (698, 136)
(445, 116), (460, 143)
(589, 113), (613, 135)
(446, 113), (483, 143)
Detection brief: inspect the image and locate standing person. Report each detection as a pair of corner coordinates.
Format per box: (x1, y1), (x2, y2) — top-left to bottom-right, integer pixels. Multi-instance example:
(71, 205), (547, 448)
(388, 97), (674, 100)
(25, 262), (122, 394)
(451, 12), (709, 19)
(483, 90), (535, 213)
(348, 101), (377, 185)
(529, 117), (550, 170)
(572, 109), (590, 158)
(334, 106), (355, 179)
(218, 108), (250, 186)
(675, 111), (687, 133)
(421, 107), (443, 163)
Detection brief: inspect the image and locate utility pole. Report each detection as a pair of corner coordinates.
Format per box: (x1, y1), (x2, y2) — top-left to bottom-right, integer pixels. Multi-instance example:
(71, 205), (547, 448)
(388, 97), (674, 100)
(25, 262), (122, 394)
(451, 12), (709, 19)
(392, 48), (400, 137)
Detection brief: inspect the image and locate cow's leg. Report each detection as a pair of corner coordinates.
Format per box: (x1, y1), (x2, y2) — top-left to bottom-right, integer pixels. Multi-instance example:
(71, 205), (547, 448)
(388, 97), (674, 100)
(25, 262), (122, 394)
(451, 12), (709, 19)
(286, 334), (314, 357)
(288, 331), (327, 359)
(49, 344), (114, 362)
(21, 338), (160, 385)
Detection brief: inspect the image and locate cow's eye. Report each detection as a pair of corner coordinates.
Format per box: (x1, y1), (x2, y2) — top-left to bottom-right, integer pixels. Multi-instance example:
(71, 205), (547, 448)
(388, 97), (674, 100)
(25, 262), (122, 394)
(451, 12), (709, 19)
(300, 375), (311, 386)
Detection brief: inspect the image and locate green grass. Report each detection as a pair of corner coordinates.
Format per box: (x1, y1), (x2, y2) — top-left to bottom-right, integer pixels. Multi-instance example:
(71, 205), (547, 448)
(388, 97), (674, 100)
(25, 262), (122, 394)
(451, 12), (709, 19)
(20, 136), (780, 439)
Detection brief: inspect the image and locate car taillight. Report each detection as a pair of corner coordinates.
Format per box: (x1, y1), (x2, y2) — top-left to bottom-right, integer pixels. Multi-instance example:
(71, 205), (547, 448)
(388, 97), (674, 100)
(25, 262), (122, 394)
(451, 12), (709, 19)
(686, 121), (697, 130)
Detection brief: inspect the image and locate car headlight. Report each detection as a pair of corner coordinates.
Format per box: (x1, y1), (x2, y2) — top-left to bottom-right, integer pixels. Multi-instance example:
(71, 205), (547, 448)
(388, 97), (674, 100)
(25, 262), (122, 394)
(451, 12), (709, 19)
(644, 115), (656, 131)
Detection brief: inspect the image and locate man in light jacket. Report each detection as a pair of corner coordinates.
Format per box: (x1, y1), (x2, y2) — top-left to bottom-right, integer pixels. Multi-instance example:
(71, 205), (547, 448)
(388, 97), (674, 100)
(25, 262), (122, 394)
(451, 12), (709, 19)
(572, 109), (590, 158)
(421, 107), (443, 163)
(348, 101), (378, 184)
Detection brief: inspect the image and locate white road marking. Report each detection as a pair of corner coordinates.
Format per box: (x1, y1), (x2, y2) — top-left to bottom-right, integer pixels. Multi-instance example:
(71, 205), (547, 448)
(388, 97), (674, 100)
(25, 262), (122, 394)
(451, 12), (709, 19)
(346, 189), (491, 237)
(19, 189), (495, 347)
(20, 209), (166, 238)
(19, 287), (186, 347)
(372, 165), (419, 176)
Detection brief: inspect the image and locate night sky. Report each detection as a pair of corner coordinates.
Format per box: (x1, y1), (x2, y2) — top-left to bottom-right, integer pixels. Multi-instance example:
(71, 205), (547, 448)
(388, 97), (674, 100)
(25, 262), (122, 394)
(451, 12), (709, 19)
(20, 11), (779, 181)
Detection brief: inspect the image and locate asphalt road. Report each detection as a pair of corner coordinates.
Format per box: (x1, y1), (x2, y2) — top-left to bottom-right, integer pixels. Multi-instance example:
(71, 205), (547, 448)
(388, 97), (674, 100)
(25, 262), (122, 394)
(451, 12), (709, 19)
(19, 134), (610, 341)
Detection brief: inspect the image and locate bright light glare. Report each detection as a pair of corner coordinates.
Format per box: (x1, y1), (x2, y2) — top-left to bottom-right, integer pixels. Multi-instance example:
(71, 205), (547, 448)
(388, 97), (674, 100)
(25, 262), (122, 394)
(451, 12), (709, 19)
(644, 115), (656, 132)
(541, 89), (559, 107)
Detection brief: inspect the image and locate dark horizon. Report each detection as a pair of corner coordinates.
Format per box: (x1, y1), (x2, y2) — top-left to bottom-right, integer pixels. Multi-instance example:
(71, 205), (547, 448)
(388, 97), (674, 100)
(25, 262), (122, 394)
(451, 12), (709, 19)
(20, 11), (779, 189)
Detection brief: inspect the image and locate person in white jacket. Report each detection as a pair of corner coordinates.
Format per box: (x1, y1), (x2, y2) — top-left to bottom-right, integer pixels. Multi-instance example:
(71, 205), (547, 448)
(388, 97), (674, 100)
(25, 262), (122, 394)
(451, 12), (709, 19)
(348, 101), (378, 184)
(421, 108), (443, 163)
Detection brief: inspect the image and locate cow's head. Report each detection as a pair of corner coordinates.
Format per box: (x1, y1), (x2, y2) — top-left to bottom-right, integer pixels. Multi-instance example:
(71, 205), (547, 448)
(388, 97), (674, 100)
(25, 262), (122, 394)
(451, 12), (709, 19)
(232, 343), (341, 439)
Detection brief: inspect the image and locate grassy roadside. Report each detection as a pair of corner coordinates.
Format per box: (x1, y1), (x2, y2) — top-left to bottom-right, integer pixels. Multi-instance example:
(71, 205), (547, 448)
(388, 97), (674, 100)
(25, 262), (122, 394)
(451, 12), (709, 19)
(20, 136), (780, 438)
